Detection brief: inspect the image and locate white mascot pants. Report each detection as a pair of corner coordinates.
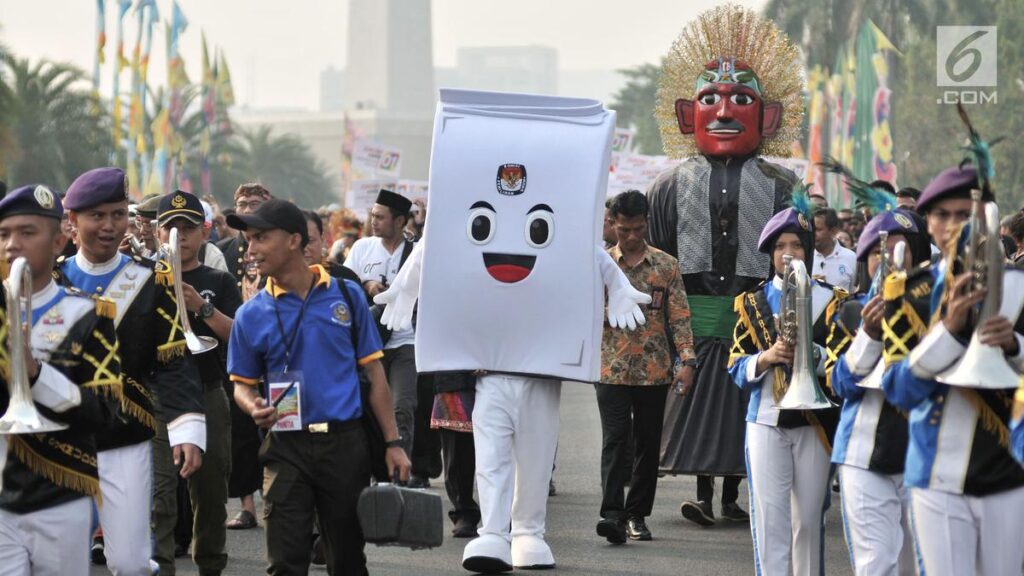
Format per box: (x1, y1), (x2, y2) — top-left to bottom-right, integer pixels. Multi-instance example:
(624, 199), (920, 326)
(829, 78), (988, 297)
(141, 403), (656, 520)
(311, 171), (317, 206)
(471, 374), (561, 565)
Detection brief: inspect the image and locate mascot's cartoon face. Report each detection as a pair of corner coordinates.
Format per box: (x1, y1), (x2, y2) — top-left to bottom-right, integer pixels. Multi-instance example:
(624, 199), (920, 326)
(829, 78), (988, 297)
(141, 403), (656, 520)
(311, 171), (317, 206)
(674, 57), (782, 158)
(468, 164), (556, 284)
(414, 89), (615, 381)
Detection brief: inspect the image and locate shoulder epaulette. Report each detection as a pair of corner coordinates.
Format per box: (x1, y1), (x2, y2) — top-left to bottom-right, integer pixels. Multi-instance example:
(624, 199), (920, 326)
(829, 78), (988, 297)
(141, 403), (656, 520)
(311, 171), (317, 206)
(825, 287), (850, 325)
(153, 258), (172, 287)
(92, 296), (116, 319)
(884, 270), (906, 301)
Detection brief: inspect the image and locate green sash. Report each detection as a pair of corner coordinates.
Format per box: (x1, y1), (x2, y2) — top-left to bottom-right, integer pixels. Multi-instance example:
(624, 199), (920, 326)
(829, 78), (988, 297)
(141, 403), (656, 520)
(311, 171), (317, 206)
(688, 295), (737, 339)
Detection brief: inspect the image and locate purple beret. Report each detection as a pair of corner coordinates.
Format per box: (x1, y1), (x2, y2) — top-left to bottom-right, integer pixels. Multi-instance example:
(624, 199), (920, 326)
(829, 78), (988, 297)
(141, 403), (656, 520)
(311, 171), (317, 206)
(63, 167), (129, 211)
(0, 184), (63, 221)
(917, 165), (989, 213)
(855, 209), (918, 261)
(757, 208), (812, 253)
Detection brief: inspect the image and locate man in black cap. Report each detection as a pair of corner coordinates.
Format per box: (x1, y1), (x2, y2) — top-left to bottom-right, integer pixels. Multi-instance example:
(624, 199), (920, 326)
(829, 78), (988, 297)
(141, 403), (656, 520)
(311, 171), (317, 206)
(344, 189), (419, 459)
(59, 167), (205, 575)
(0, 184), (121, 576)
(217, 183), (270, 531)
(125, 193), (161, 258)
(226, 198), (410, 574)
(151, 190), (240, 576)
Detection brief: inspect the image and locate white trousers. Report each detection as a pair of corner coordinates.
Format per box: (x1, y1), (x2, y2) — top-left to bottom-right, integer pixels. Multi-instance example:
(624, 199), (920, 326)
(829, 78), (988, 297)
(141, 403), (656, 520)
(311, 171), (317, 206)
(839, 465), (915, 576)
(0, 496), (91, 576)
(96, 441), (153, 576)
(746, 422), (832, 576)
(473, 375), (561, 542)
(910, 485), (1024, 576)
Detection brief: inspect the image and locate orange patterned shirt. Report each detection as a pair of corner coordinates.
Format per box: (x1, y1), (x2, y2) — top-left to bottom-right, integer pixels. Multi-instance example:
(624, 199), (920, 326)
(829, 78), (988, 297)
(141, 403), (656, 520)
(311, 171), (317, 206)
(601, 244), (696, 386)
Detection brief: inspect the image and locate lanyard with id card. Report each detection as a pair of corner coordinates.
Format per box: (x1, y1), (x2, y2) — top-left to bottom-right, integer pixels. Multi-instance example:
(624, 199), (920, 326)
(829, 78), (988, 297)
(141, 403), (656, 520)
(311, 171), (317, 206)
(269, 275), (317, 432)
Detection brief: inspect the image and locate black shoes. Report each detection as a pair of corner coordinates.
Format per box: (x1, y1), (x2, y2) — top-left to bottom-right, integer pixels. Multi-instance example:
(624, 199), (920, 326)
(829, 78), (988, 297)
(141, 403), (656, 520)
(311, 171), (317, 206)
(626, 517), (652, 541)
(452, 517), (479, 538)
(680, 500), (715, 527)
(596, 518), (627, 544)
(721, 502), (749, 522)
(174, 541), (191, 558)
(90, 536), (106, 565)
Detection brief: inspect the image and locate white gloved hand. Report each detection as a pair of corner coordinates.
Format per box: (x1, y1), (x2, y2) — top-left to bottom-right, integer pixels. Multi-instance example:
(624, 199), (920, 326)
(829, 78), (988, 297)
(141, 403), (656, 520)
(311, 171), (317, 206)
(374, 284), (416, 332)
(372, 241), (424, 332)
(607, 282), (651, 330)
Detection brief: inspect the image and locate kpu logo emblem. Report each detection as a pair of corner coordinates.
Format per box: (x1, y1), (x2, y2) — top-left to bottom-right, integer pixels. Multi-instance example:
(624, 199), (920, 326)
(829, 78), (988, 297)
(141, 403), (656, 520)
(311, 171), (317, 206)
(936, 26), (997, 105)
(496, 164), (527, 196)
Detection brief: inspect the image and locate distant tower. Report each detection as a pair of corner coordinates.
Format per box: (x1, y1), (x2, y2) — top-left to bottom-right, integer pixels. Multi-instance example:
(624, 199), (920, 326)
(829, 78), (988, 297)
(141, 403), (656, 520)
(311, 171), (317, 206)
(345, 0), (435, 117)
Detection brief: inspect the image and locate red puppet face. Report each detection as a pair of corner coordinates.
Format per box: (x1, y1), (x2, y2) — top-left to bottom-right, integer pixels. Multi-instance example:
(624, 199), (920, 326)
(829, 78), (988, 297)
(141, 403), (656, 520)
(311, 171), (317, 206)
(674, 58), (782, 158)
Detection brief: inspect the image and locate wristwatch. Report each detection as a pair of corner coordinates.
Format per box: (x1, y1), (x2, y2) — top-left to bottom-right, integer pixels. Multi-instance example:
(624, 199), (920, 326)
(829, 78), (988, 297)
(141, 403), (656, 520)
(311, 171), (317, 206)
(199, 301), (215, 319)
(384, 437), (404, 449)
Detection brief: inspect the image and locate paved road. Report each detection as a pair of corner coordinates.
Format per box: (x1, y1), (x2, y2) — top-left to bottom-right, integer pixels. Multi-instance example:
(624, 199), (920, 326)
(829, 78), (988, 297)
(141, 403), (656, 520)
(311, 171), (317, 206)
(92, 383), (853, 575)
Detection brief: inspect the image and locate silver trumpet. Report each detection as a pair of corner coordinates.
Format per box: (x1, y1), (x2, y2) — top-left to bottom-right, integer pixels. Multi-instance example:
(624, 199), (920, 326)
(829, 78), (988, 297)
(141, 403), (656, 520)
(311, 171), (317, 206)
(859, 239), (908, 390)
(0, 257), (68, 434)
(938, 194), (1024, 389)
(168, 228), (218, 355)
(777, 256), (834, 409)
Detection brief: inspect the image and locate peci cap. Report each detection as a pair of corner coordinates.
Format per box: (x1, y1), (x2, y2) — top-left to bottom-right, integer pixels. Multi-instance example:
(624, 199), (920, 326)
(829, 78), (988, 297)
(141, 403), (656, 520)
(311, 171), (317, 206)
(375, 189), (412, 215)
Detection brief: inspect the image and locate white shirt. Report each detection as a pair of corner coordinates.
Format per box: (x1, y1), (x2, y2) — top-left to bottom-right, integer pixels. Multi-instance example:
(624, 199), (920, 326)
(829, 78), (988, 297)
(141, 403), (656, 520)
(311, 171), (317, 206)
(201, 242), (229, 273)
(812, 242), (857, 293)
(345, 236), (416, 349)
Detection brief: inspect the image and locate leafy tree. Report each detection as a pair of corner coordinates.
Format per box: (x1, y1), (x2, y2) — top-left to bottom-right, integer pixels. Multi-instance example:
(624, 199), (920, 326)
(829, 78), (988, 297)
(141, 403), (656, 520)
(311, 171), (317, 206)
(0, 55), (113, 189)
(609, 62), (663, 155)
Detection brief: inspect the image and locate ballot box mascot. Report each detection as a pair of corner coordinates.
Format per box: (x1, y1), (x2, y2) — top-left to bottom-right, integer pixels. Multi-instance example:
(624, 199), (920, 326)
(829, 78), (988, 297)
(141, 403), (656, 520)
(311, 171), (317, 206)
(648, 4), (804, 521)
(374, 89), (651, 573)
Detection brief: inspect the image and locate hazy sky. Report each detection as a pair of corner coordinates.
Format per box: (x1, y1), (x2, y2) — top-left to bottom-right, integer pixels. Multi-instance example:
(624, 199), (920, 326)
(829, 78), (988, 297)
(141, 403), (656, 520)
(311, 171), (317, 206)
(0, 0), (766, 111)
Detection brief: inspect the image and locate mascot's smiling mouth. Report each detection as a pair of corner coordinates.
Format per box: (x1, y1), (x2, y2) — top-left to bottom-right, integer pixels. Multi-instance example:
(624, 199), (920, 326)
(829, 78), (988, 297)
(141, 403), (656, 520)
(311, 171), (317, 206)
(483, 253), (536, 284)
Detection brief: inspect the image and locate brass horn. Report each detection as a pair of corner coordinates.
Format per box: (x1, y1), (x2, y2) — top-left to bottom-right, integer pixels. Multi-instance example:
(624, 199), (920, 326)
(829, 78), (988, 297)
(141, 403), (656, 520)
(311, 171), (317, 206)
(777, 257), (834, 409)
(859, 239), (908, 390)
(938, 196), (1024, 389)
(0, 257), (68, 434)
(168, 228), (218, 355)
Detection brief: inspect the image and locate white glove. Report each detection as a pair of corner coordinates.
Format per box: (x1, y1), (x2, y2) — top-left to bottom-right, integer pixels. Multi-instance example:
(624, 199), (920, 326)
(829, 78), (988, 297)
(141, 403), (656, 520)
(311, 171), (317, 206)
(597, 248), (651, 331)
(373, 241), (424, 332)
(607, 282), (651, 330)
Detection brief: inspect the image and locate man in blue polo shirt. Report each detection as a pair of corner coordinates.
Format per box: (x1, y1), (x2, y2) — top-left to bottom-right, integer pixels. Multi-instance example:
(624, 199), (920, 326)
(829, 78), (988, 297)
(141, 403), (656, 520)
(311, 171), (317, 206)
(227, 198), (411, 575)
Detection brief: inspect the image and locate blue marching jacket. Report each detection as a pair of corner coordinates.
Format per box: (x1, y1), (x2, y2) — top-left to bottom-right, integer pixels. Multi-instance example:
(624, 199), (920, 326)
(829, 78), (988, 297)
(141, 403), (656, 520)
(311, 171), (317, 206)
(882, 260), (1024, 496)
(828, 288), (910, 475)
(727, 276), (842, 433)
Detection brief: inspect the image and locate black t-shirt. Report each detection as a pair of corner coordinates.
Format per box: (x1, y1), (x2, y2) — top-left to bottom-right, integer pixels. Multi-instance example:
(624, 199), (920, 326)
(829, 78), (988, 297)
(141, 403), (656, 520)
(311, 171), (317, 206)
(182, 264), (243, 383)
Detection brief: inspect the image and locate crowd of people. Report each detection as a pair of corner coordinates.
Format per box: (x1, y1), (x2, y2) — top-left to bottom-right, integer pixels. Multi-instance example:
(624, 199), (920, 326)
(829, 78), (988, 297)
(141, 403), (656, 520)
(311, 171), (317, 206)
(2, 6), (1024, 576)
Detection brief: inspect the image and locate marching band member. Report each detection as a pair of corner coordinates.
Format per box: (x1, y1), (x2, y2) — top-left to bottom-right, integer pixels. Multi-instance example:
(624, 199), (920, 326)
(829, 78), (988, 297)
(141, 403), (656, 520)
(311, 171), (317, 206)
(58, 168), (205, 576)
(882, 163), (1024, 576)
(0, 184), (121, 575)
(827, 201), (931, 576)
(727, 192), (844, 576)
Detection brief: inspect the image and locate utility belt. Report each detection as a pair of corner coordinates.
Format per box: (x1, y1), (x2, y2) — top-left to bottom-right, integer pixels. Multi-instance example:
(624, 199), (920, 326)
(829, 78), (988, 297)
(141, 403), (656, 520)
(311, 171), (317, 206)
(302, 419), (362, 434)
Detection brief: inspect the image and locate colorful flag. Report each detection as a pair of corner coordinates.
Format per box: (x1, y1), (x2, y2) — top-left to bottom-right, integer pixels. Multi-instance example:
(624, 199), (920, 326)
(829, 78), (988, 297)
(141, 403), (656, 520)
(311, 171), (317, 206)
(852, 20), (900, 186)
(92, 0), (106, 113)
(111, 0), (132, 150)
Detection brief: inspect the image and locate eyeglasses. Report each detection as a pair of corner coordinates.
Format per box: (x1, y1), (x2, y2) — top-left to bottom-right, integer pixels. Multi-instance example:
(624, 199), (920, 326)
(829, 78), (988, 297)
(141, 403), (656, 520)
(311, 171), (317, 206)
(235, 199), (264, 211)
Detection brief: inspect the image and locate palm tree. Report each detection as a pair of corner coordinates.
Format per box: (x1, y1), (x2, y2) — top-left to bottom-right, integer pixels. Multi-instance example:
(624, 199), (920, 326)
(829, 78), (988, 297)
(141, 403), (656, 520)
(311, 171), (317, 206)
(1, 55), (113, 189)
(609, 62), (663, 155)
(226, 126), (334, 209)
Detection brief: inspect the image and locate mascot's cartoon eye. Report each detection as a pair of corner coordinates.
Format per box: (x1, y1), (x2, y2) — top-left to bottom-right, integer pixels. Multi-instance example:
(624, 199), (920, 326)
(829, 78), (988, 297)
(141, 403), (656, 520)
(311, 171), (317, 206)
(730, 94), (754, 105)
(467, 204), (496, 245)
(699, 93), (721, 106)
(525, 206), (554, 249)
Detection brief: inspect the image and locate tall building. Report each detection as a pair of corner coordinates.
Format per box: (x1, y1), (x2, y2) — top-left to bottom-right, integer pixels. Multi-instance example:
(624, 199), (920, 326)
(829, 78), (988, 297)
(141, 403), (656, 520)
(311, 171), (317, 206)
(344, 0), (435, 117)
